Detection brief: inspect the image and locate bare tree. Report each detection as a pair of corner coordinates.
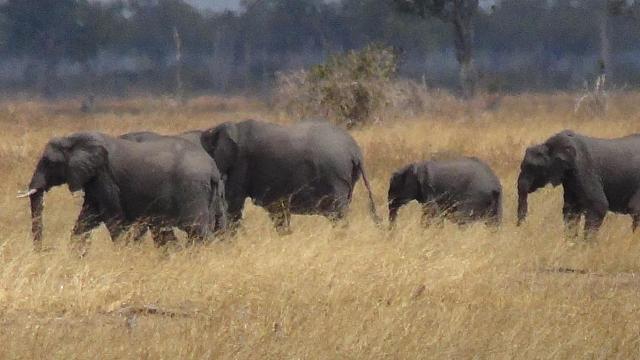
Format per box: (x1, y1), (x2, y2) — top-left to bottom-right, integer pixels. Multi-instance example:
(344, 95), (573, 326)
(608, 0), (640, 17)
(393, 0), (479, 99)
(599, 0), (640, 82)
(173, 27), (184, 104)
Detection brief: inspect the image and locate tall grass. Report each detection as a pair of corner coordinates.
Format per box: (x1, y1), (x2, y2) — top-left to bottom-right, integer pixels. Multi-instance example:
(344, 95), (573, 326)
(1, 93), (640, 358)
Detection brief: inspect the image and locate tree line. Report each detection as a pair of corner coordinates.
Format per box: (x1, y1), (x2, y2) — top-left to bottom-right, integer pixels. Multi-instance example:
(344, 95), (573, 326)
(0, 0), (639, 97)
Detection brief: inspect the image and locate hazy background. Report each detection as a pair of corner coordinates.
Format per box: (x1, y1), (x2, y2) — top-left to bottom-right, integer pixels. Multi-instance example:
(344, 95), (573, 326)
(0, 0), (637, 98)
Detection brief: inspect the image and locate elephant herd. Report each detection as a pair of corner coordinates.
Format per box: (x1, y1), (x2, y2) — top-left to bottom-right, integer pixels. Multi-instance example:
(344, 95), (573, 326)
(18, 120), (640, 251)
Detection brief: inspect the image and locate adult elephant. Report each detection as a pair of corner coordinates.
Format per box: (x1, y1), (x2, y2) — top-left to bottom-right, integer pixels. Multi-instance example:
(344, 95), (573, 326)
(19, 132), (226, 251)
(517, 130), (640, 240)
(118, 130), (219, 244)
(198, 119), (381, 233)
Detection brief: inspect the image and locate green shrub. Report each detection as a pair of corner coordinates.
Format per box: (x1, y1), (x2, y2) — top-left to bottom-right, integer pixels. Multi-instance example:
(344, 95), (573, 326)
(276, 45), (408, 128)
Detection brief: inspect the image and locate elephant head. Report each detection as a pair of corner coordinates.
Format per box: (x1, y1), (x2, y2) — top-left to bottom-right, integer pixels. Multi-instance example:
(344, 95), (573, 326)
(200, 122), (240, 177)
(388, 164), (430, 224)
(20, 133), (119, 248)
(517, 131), (578, 225)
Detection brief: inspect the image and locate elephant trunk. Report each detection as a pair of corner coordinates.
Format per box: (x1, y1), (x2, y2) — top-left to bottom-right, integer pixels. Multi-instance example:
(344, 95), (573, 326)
(517, 173), (531, 226)
(388, 199), (402, 228)
(388, 207), (398, 225)
(26, 166), (48, 250)
(29, 190), (44, 250)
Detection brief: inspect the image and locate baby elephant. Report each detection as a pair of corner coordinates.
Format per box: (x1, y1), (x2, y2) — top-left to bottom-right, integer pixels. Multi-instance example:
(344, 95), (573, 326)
(388, 157), (502, 227)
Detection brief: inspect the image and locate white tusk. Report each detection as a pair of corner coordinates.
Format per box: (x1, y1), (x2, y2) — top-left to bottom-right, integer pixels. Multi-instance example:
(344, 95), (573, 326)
(17, 189), (37, 198)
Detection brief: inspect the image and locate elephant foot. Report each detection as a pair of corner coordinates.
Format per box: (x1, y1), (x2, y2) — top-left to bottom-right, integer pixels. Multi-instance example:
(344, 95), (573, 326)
(275, 227), (293, 236)
(69, 240), (89, 258)
(268, 211), (291, 236)
(33, 240), (44, 253)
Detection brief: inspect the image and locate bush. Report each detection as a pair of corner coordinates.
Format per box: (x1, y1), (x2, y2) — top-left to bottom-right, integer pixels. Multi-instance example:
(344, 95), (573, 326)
(275, 45), (425, 128)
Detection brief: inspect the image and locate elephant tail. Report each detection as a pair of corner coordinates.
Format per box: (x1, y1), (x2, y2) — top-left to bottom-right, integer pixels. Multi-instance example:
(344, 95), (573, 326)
(355, 160), (382, 225)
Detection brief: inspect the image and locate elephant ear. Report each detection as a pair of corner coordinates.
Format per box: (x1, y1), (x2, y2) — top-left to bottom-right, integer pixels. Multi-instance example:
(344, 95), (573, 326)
(522, 144), (550, 168)
(414, 163), (433, 202)
(201, 122), (239, 175)
(63, 134), (109, 192)
(551, 134), (578, 169)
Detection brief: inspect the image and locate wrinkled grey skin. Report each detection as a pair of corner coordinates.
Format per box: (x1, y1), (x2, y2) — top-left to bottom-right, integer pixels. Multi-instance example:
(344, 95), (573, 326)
(199, 119), (381, 233)
(121, 130), (202, 146)
(388, 157), (502, 227)
(25, 132), (226, 250)
(517, 130), (640, 240)
(119, 130), (225, 242)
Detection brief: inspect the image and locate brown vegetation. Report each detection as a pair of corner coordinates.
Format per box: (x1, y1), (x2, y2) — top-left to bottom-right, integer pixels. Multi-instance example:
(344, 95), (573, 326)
(1, 94), (640, 358)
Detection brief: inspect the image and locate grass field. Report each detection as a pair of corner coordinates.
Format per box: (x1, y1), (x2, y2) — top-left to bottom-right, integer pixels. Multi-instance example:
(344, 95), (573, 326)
(2, 93), (640, 358)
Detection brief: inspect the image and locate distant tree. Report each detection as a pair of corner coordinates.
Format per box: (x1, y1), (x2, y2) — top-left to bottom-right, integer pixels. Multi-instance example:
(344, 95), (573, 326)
(2, 0), (89, 96)
(127, 0), (209, 65)
(393, 0), (479, 98)
(604, 0), (640, 80)
(608, 0), (640, 17)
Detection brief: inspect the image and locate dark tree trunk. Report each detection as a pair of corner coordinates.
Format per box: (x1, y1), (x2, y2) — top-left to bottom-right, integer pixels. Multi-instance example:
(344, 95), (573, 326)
(42, 35), (58, 99)
(42, 59), (58, 99)
(173, 27), (185, 104)
(598, 11), (611, 81)
(452, 10), (476, 99)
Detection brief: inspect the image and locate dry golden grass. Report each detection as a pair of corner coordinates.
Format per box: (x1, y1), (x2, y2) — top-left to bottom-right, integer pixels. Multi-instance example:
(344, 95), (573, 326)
(2, 93), (640, 358)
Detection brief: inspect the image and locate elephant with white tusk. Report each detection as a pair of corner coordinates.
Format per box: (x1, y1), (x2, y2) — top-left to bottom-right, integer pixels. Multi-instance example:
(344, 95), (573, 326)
(21, 132), (226, 251)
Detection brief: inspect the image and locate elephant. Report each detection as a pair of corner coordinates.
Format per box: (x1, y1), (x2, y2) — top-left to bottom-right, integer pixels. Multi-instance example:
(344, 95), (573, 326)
(118, 130), (223, 244)
(19, 132), (226, 251)
(388, 157), (502, 227)
(517, 130), (640, 240)
(197, 119), (381, 233)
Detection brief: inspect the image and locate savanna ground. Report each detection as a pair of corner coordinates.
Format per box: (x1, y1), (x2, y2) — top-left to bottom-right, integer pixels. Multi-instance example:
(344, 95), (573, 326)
(1, 93), (640, 359)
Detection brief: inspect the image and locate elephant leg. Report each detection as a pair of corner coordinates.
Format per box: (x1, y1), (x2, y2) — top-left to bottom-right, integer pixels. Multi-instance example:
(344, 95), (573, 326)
(322, 195), (350, 229)
(70, 200), (102, 255)
(150, 226), (178, 247)
(583, 204), (607, 242)
(72, 200), (101, 240)
(224, 211), (243, 235)
(626, 190), (640, 232)
(268, 201), (292, 235)
(484, 195), (502, 229)
(324, 207), (349, 233)
(104, 217), (126, 242)
(421, 202), (443, 229)
(126, 223), (149, 243)
(213, 210), (226, 235)
(182, 213), (211, 245)
(563, 206), (581, 241)
(562, 191), (581, 240)
(329, 208), (349, 228)
(185, 224), (208, 245)
(224, 196), (246, 235)
(485, 216), (500, 229)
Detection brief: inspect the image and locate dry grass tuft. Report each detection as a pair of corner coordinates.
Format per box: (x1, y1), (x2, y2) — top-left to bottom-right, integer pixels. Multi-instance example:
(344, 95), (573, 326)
(2, 93), (640, 358)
